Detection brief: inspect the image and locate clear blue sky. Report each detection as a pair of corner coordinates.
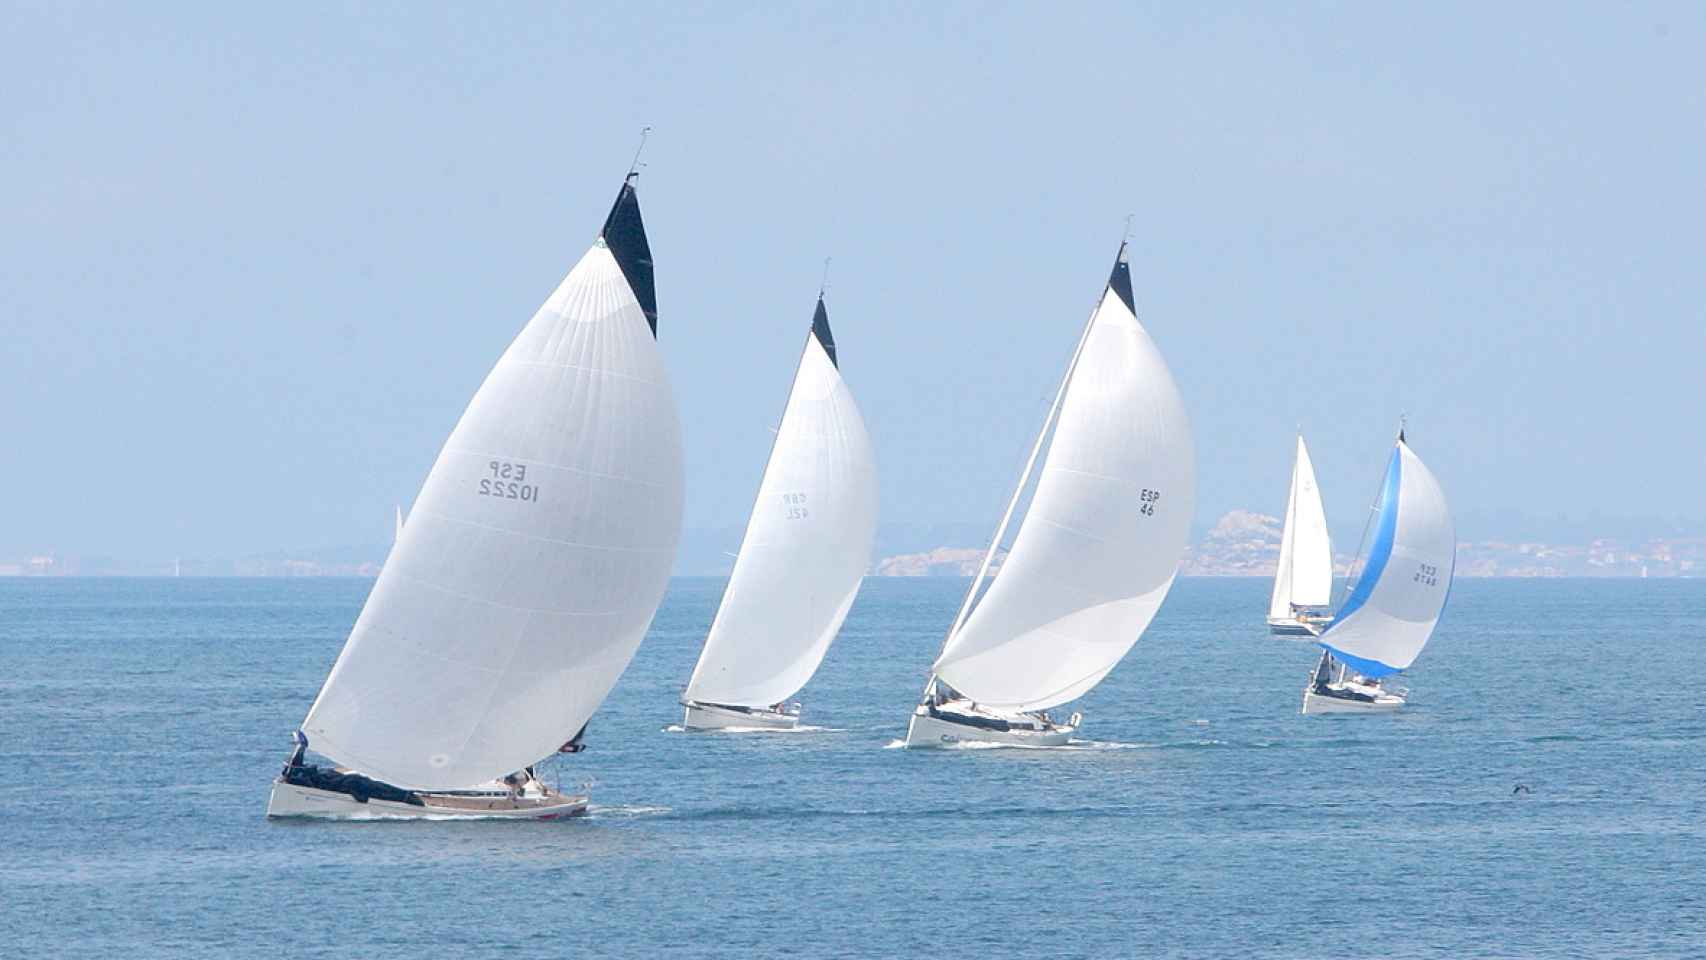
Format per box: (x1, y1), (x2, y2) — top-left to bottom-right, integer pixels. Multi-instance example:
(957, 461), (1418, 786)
(4, 2), (1702, 561)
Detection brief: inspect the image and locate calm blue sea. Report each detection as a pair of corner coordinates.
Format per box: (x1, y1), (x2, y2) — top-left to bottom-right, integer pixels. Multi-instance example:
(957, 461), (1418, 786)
(1, 577), (1702, 957)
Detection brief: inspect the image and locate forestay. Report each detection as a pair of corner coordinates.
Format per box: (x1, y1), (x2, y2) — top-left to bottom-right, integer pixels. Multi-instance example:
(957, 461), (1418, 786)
(1319, 439), (1454, 677)
(302, 183), (684, 791)
(1269, 435), (1333, 619)
(932, 254), (1195, 712)
(685, 299), (878, 707)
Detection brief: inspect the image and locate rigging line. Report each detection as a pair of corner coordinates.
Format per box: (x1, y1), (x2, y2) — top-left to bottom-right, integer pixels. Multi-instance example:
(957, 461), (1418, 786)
(819, 256), (832, 299)
(1334, 440), (1397, 613)
(925, 295), (1103, 699)
(626, 126), (652, 179)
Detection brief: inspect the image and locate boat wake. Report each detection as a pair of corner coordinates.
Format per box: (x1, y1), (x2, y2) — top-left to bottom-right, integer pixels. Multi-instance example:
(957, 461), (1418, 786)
(883, 738), (1151, 752)
(663, 724), (842, 734)
(722, 724), (842, 734)
(586, 804), (672, 820)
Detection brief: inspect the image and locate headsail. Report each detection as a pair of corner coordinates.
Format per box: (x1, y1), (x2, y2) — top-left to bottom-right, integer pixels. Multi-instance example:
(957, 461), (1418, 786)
(684, 297), (878, 708)
(1318, 438), (1453, 677)
(301, 178), (684, 790)
(1269, 435), (1332, 619)
(931, 245), (1195, 712)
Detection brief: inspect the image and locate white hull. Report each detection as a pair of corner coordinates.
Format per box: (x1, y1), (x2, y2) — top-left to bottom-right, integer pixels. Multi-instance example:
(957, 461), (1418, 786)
(265, 780), (588, 821)
(903, 703), (1076, 748)
(681, 701), (801, 731)
(1301, 684), (1406, 715)
(1267, 617), (1320, 637)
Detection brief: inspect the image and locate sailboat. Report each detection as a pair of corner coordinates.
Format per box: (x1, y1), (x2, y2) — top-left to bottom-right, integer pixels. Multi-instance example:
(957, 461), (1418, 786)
(267, 169), (684, 819)
(680, 293), (878, 731)
(904, 240), (1194, 747)
(1302, 429), (1454, 714)
(1268, 434), (1333, 636)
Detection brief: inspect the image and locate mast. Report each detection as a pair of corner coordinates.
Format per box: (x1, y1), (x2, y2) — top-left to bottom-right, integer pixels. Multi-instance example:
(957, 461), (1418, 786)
(1271, 435), (1302, 618)
(920, 242), (1129, 701)
(1328, 421), (1410, 616)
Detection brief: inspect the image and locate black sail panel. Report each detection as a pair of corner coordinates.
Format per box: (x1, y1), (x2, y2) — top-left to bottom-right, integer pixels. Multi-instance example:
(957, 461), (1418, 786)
(601, 177), (657, 336)
(1107, 242), (1135, 315)
(810, 296), (838, 368)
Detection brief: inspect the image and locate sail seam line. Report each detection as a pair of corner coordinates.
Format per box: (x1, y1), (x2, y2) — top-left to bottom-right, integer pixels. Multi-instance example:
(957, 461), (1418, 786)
(383, 566), (637, 617)
(508, 359), (666, 387)
(407, 509), (679, 555)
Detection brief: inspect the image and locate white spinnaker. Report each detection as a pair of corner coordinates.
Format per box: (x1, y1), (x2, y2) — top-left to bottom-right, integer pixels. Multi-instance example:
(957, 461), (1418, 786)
(932, 286), (1195, 712)
(1320, 441), (1453, 675)
(1269, 436), (1332, 619)
(684, 333), (877, 707)
(302, 241), (684, 790)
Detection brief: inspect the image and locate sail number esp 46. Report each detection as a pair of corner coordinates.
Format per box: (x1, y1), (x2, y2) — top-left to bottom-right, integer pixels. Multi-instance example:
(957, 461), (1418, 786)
(1140, 488), (1162, 517)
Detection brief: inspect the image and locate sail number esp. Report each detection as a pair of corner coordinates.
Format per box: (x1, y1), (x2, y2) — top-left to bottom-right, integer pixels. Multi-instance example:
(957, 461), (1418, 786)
(1139, 488), (1162, 517)
(479, 460), (539, 503)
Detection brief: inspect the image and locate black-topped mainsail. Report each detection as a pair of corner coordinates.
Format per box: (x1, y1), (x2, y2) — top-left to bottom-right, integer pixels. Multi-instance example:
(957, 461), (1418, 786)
(601, 175), (657, 335)
(1107, 242), (1135, 315)
(810, 296), (838, 368)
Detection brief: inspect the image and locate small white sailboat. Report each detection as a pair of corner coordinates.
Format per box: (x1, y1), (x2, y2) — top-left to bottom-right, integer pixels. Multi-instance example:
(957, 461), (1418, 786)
(1303, 429), (1454, 715)
(268, 168), (684, 819)
(1268, 434), (1333, 636)
(681, 294), (878, 731)
(904, 241), (1195, 748)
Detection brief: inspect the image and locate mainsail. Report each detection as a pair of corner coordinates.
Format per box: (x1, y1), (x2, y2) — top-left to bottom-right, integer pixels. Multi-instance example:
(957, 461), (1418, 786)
(930, 245), (1195, 712)
(301, 178), (684, 790)
(1269, 435), (1332, 620)
(1318, 437), (1454, 677)
(684, 297), (878, 708)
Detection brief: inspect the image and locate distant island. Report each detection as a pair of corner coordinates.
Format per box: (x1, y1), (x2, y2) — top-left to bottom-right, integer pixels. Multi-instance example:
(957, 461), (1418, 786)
(874, 509), (1706, 579)
(7, 510), (1704, 578)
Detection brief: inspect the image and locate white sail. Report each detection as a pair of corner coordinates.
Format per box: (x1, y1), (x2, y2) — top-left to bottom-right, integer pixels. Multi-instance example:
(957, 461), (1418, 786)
(931, 250), (1195, 712)
(301, 181), (683, 791)
(1269, 435), (1332, 620)
(393, 504), (405, 542)
(1318, 438), (1454, 677)
(684, 299), (877, 708)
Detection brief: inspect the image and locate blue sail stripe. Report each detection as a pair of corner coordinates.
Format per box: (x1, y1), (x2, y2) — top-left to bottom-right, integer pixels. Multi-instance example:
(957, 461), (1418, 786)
(1321, 645), (1401, 679)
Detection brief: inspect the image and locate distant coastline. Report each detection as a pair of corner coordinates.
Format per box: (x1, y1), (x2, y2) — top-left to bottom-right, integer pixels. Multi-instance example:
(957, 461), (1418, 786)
(8, 509), (1703, 579)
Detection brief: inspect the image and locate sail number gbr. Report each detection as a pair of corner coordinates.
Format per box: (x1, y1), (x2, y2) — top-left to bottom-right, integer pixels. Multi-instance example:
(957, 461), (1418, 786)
(478, 460), (539, 503)
(1139, 488), (1162, 517)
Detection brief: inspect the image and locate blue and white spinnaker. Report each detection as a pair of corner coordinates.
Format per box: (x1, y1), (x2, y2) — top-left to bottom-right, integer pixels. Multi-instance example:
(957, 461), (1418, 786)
(1317, 437), (1455, 678)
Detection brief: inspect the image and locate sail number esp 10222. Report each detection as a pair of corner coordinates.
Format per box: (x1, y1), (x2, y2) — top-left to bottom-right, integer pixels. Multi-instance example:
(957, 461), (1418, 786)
(478, 460), (539, 504)
(1139, 488), (1162, 517)
(1413, 563), (1441, 588)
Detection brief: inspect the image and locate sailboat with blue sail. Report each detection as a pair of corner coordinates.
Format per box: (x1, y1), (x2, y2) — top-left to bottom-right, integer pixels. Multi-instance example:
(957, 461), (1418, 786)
(1302, 428), (1454, 715)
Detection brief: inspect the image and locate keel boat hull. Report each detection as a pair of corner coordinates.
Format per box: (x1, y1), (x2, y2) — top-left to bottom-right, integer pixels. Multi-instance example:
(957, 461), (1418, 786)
(265, 780), (589, 821)
(1268, 617), (1326, 637)
(1301, 686), (1405, 715)
(681, 701), (801, 731)
(903, 704), (1075, 748)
